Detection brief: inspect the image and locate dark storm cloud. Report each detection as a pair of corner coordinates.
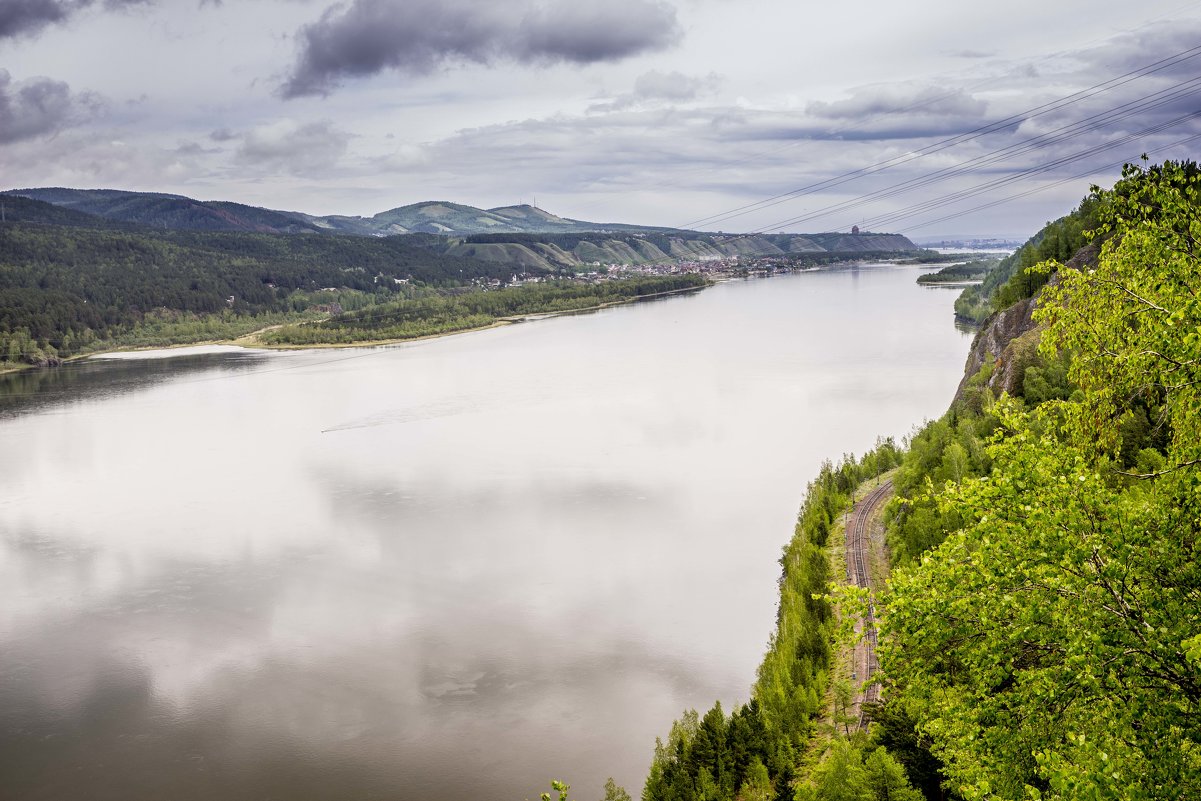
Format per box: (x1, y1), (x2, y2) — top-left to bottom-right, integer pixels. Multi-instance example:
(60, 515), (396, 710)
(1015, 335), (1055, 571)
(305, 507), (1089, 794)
(0, 0), (71, 39)
(0, 0), (151, 41)
(281, 0), (680, 98)
(0, 70), (92, 143)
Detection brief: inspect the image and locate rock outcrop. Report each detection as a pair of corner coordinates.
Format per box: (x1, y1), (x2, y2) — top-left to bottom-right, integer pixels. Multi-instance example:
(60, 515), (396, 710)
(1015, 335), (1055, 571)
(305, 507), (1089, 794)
(952, 241), (1099, 405)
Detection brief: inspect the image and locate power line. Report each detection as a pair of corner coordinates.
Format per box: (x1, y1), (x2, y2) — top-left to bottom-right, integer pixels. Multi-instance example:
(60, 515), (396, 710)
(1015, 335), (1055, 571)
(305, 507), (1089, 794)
(853, 115), (1200, 231)
(759, 94), (1201, 233)
(890, 132), (1201, 234)
(679, 41), (1201, 231)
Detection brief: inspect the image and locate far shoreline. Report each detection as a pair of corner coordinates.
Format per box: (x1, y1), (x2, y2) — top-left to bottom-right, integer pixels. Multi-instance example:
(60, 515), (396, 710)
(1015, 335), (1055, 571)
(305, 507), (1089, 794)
(0, 260), (923, 376)
(0, 280), (713, 374)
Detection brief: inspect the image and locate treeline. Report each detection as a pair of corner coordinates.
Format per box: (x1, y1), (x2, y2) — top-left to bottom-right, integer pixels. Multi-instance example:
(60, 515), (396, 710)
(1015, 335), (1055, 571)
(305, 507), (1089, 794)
(0, 220), (539, 365)
(878, 161), (1201, 800)
(261, 274), (708, 345)
(915, 259), (998, 285)
(953, 194), (1102, 323)
(781, 251), (926, 268)
(643, 442), (907, 801)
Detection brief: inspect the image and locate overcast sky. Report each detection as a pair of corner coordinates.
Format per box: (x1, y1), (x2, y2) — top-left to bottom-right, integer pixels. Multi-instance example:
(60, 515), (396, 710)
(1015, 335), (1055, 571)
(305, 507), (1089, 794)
(2, 0), (1200, 238)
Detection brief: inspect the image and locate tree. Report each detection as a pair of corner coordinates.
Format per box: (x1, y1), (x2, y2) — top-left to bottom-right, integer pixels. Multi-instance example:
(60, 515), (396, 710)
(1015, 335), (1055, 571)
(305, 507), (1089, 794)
(832, 678), (856, 738)
(882, 162), (1201, 801)
(604, 778), (632, 801)
(738, 759), (772, 801)
(863, 748), (924, 801)
(803, 740), (870, 801)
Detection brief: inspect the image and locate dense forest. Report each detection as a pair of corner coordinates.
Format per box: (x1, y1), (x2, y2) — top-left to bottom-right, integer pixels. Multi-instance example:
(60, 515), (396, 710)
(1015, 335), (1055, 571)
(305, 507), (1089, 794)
(915, 259), (999, 285)
(0, 193), (921, 366)
(641, 161), (1201, 801)
(0, 215), (547, 366)
(260, 274), (708, 345)
(952, 197), (1101, 324)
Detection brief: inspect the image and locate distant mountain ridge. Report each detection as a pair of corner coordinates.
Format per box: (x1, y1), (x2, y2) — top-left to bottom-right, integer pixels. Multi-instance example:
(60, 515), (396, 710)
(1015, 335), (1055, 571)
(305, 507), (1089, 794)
(3, 188), (683, 237)
(2, 188), (922, 252)
(4, 188), (325, 234)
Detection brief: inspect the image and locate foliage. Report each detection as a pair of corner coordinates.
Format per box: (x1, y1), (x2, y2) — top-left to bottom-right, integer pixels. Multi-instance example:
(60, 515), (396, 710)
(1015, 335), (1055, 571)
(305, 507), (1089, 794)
(795, 740), (924, 801)
(916, 259), (999, 285)
(953, 196), (1103, 324)
(543, 780), (573, 801)
(862, 700), (947, 801)
(882, 162), (1201, 800)
(886, 406), (996, 566)
(0, 219), (536, 364)
(604, 778), (633, 801)
(263, 275), (707, 345)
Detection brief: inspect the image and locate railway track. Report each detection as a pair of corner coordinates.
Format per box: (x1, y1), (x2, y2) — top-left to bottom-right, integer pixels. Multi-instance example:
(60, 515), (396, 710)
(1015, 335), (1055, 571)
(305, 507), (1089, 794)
(846, 479), (892, 727)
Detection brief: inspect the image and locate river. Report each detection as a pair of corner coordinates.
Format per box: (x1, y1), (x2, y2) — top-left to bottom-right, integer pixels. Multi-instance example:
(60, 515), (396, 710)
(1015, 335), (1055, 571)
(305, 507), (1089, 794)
(0, 265), (972, 801)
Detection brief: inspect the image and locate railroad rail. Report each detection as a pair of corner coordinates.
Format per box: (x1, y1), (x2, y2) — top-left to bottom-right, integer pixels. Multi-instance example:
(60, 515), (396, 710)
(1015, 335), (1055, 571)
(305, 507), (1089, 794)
(846, 479), (892, 728)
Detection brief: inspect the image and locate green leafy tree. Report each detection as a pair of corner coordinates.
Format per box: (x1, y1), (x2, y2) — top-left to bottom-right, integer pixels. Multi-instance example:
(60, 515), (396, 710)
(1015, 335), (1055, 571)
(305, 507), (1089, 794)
(802, 740), (871, 801)
(883, 162), (1201, 801)
(604, 778), (632, 801)
(739, 759), (772, 801)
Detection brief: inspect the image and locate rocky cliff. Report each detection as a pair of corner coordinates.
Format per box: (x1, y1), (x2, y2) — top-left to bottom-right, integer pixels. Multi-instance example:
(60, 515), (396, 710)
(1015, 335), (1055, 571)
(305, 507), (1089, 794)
(953, 241), (1099, 404)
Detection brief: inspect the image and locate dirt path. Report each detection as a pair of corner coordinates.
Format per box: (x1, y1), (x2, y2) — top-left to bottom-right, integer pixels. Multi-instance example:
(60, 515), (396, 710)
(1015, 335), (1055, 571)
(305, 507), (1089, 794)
(845, 479), (892, 728)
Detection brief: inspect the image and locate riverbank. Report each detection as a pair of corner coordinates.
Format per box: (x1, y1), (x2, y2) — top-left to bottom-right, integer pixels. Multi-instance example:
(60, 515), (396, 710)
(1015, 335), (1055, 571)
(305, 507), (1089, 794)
(237, 281), (709, 350)
(0, 278), (709, 373)
(0, 261), (916, 373)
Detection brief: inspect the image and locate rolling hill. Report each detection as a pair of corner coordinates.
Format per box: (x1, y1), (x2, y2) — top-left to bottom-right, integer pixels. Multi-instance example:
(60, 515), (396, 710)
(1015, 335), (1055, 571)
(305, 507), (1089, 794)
(1, 188), (922, 252)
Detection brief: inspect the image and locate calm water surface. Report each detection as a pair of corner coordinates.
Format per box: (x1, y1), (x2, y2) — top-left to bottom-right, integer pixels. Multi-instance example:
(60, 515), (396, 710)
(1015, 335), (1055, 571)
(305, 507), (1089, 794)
(0, 266), (971, 801)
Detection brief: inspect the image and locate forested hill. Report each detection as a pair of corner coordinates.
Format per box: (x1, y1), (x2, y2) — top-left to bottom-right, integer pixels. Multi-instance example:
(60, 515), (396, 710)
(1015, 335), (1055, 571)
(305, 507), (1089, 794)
(877, 160), (1201, 800)
(641, 160), (1201, 801)
(0, 216), (527, 364)
(0, 191), (920, 368)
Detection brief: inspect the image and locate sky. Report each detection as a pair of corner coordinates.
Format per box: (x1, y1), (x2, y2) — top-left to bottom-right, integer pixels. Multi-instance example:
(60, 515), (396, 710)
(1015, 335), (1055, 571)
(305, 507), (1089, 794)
(1, 0), (1200, 239)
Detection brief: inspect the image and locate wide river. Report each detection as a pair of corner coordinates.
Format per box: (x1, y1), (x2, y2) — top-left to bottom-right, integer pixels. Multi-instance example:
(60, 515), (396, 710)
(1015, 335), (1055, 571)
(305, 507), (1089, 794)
(0, 265), (972, 801)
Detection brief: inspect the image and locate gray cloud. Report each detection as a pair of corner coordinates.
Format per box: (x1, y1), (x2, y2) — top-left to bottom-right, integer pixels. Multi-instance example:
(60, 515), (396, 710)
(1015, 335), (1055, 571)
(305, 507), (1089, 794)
(0, 70), (97, 143)
(1071, 20), (1201, 79)
(808, 85), (987, 122)
(282, 0), (680, 98)
(634, 69), (718, 101)
(945, 48), (996, 59)
(589, 69), (720, 112)
(0, 0), (71, 39)
(0, 0), (152, 41)
(235, 119), (351, 174)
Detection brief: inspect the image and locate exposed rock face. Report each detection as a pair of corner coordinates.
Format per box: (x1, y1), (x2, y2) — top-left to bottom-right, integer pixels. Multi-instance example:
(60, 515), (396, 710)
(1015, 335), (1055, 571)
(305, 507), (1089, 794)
(952, 241), (1100, 405)
(954, 295), (1042, 404)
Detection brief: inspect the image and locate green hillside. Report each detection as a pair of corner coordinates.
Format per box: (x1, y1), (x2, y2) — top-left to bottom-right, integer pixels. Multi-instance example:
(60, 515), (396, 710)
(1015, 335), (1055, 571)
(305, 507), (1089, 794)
(6, 188), (326, 234)
(0, 220), (539, 365)
(641, 161), (1201, 801)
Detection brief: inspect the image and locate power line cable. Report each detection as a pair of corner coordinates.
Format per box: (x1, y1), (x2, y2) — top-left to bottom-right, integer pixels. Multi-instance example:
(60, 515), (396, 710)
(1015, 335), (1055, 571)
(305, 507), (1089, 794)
(680, 41), (1201, 231)
(843, 112), (1200, 231)
(761, 96), (1201, 233)
(890, 131), (1201, 234)
(661, 0), (1201, 213)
